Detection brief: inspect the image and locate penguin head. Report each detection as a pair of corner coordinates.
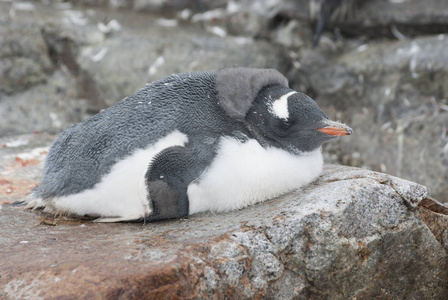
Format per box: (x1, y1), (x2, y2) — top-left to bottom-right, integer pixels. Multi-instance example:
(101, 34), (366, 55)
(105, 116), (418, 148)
(245, 85), (352, 154)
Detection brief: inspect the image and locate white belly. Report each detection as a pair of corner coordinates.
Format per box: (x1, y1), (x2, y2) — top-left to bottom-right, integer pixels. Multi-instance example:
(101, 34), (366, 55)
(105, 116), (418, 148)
(187, 137), (323, 214)
(32, 130), (188, 222)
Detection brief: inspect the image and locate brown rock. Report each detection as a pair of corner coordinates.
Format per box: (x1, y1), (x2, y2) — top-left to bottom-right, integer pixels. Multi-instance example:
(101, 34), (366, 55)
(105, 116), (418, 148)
(1, 134), (447, 299)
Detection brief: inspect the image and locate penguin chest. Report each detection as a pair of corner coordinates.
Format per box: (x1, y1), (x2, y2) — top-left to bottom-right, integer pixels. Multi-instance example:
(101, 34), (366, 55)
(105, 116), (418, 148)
(187, 137), (323, 214)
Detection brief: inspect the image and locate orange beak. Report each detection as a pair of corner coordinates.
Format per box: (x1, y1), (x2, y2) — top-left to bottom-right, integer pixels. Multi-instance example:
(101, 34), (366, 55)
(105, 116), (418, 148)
(317, 120), (353, 136)
(317, 127), (352, 136)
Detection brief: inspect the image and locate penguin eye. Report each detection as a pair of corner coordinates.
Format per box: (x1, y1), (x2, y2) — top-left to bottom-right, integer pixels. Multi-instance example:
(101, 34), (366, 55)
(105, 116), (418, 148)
(280, 120), (291, 130)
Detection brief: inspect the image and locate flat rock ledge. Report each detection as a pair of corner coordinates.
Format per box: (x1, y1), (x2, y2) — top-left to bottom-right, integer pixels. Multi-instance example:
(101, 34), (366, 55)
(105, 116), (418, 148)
(1, 139), (448, 299)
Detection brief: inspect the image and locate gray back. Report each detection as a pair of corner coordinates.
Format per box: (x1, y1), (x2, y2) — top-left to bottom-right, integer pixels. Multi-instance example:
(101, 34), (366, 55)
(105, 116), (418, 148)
(36, 71), (235, 198)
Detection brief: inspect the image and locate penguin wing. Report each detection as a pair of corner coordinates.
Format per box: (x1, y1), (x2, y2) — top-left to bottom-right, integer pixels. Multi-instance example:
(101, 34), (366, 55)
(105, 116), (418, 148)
(215, 67), (289, 121)
(145, 144), (215, 221)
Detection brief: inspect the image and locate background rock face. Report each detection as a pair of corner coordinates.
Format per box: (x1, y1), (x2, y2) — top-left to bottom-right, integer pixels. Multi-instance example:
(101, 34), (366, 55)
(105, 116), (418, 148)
(1, 0), (447, 201)
(0, 135), (447, 298)
(298, 35), (448, 202)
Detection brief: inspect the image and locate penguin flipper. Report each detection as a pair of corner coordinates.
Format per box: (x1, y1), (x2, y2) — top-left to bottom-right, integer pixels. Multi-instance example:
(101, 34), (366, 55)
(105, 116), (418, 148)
(145, 146), (212, 222)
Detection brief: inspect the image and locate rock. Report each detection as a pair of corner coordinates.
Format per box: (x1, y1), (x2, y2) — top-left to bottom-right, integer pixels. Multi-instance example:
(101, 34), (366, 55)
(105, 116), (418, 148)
(282, 0), (448, 41)
(419, 197), (448, 249)
(0, 70), (91, 135)
(64, 0), (226, 12)
(293, 35), (448, 202)
(0, 1), (289, 135)
(74, 7), (288, 108)
(32, 0), (448, 45)
(0, 4), (53, 95)
(1, 134), (447, 299)
(0, 2), (94, 135)
(343, 0), (448, 38)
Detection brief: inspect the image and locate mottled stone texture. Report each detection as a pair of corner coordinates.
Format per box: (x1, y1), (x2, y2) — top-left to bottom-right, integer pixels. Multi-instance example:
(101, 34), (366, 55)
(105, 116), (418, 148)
(299, 35), (448, 202)
(1, 136), (447, 299)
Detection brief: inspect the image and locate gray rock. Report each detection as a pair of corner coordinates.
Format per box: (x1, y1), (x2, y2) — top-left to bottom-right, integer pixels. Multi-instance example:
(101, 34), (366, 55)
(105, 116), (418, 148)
(349, 0), (448, 32)
(294, 35), (448, 202)
(0, 2), (95, 134)
(31, 0), (448, 45)
(0, 70), (90, 135)
(62, 0), (226, 12)
(282, 0), (448, 41)
(1, 134), (447, 299)
(74, 8), (288, 108)
(0, 4), (53, 95)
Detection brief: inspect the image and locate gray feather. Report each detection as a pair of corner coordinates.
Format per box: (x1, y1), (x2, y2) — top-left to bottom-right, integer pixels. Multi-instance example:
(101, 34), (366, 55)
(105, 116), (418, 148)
(215, 67), (289, 121)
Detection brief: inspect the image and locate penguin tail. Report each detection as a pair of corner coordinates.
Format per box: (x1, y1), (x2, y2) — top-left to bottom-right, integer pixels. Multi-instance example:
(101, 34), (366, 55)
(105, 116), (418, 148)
(20, 191), (46, 210)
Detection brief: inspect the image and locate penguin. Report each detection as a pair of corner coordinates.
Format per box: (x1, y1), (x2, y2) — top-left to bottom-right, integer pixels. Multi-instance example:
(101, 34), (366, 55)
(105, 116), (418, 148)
(25, 67), (352, 223)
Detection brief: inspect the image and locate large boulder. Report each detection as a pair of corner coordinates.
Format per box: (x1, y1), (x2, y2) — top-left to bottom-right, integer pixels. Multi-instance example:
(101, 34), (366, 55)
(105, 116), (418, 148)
(293, 35), (448, 202)
(1, 133), (447, 299)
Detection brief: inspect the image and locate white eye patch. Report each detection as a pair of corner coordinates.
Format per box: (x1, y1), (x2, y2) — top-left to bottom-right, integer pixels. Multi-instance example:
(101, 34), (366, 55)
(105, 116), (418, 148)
(270, 91), (297, 120)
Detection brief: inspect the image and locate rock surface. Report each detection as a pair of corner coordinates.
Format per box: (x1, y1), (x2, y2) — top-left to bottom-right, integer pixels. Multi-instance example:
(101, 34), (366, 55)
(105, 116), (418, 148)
(1, 134), (448, 299)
